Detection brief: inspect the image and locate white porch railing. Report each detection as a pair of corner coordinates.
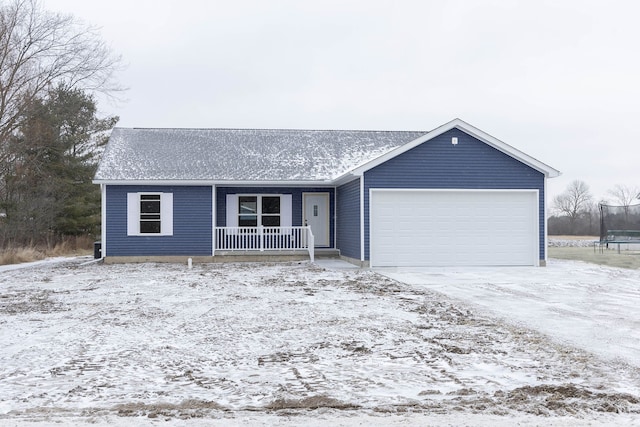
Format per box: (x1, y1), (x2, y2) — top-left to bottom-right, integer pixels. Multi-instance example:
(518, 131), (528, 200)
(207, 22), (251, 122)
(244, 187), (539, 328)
(215, 226), (315, 262)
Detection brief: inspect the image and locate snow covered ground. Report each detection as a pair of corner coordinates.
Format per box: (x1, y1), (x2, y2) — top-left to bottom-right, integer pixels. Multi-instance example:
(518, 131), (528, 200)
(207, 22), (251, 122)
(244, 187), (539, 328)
(1, 257), (639, 426)
(380, 259), (640, 367)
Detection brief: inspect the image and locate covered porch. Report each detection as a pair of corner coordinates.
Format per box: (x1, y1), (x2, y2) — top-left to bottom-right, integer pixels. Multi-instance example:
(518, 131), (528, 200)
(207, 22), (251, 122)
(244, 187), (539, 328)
(214, 226), (316, 261)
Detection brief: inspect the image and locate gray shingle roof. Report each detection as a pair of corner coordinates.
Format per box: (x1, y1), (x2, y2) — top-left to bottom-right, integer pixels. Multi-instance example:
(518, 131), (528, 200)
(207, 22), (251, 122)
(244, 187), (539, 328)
(94, 128), (427, 182)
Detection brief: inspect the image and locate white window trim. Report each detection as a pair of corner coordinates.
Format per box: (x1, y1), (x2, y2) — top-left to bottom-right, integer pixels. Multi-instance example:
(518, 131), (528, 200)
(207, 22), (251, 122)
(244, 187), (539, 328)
(127, 192), (173, 236)
(226, 194), (292, 227)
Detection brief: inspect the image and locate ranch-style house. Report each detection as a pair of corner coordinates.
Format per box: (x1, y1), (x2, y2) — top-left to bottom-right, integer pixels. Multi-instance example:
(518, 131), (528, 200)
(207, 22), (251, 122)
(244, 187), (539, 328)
(93, 118), (560, 267)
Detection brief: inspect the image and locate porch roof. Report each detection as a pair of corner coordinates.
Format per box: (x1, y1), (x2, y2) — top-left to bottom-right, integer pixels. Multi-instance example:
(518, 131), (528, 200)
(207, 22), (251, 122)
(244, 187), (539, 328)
(94, 127), (426, 182)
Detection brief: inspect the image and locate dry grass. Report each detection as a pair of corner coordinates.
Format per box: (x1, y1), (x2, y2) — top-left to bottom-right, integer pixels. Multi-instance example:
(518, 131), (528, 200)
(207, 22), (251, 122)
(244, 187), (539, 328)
(0, 236), (94, 266)
(0, 247), (47, 265)
(548, 246), (640, 270)
(47, 236), (94, 257)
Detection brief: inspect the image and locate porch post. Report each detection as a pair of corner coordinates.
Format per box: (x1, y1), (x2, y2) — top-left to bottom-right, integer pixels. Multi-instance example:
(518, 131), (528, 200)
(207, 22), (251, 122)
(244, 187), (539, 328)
(307, 226), (315, 262)
(259, 225), (264, 251)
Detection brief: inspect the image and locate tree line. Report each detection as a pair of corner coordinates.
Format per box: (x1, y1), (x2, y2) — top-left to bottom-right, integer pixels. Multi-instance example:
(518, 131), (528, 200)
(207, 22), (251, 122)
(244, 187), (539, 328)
(0, 0), (121, 247)
(549, 180), (640, 236)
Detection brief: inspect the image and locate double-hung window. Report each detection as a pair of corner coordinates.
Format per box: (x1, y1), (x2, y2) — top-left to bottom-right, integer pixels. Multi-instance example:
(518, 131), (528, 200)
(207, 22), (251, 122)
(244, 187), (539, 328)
(127, 192), (173, 236)
(238, 196), (281, 227)
(140, 194), (161, 233)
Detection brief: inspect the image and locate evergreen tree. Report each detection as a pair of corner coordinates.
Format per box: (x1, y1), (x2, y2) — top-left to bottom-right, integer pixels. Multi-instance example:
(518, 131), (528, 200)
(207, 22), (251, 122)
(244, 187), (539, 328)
(0, 84), (117, 244)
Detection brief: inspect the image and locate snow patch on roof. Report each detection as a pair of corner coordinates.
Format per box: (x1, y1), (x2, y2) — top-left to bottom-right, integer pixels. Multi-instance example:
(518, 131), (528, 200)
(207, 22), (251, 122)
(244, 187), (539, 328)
(94, 128), (426, 182)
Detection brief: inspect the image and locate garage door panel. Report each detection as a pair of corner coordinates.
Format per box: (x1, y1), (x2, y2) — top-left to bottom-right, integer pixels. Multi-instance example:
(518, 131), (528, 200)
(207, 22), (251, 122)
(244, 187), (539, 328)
(370, 190), (537, 267)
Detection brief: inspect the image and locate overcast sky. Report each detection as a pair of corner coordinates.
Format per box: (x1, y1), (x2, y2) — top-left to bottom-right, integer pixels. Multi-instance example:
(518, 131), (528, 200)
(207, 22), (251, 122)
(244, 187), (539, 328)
(44, 0), (640, 201)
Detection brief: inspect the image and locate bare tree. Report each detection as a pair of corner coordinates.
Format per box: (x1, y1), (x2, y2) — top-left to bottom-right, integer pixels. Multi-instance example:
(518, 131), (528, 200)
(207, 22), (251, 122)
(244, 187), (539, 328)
(0, 0), (122, 228)
(553, 180), (593, 227)
(0, 0), (122, 150)
(607, 184), (640, 206)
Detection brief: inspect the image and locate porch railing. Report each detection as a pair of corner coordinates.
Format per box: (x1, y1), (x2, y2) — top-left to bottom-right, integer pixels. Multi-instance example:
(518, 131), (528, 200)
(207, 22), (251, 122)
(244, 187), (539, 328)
(215, 226), (314, 262)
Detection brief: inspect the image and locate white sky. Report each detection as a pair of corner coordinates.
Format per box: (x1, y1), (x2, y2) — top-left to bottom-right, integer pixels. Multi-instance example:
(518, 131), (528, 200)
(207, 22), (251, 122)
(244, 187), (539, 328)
(44, 0), (640, 201)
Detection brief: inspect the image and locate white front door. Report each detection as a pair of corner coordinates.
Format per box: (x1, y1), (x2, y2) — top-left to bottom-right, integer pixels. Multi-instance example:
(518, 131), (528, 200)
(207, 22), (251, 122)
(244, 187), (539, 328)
(303, 193), (330, 247)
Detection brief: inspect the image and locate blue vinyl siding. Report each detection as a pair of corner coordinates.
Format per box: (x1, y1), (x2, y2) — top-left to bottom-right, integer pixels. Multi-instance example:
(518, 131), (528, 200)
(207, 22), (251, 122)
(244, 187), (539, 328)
(336, 178), (361, 259)
(105, 185), (212, 256)
(363, 128), (546, 261)
(216, 187), (335, 248)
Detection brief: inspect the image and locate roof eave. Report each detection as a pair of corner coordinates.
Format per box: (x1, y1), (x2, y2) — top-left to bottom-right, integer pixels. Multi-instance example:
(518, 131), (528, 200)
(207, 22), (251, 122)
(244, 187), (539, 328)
(92, 179), (337, 187)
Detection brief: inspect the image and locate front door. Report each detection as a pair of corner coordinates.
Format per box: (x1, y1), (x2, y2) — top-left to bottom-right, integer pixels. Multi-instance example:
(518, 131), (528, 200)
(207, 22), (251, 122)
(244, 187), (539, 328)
(303, 193), (330, 247)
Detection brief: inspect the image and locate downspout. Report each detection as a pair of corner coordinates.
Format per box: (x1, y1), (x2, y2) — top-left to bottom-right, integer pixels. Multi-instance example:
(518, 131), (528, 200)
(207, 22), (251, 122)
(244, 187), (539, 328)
(543, 178), (548, 267)
(360, 176), (365, 264)
(101, 184), (107, 259)
(333, 187), (337, 249)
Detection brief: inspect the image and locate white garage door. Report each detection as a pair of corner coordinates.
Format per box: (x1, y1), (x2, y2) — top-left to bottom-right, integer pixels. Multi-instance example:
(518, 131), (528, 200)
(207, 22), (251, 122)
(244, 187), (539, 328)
(370, 190), (538, 267)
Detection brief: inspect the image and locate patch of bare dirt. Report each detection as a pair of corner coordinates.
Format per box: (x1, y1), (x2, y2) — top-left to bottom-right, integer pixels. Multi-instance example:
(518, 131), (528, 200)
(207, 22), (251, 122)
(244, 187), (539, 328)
(0, 289), (69, 315)
(113, 399), (227, 419)
(499, 384), (640, 415)
(265, 395), (359, 410)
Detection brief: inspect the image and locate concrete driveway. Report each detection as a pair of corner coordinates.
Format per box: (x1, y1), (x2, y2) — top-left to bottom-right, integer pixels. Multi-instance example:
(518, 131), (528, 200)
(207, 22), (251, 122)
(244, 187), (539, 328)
(377, 258), (640, 367)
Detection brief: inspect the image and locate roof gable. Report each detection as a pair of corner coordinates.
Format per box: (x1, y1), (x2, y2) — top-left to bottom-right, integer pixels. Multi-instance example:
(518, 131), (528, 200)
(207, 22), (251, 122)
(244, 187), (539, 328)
(344, 119), (560, 179)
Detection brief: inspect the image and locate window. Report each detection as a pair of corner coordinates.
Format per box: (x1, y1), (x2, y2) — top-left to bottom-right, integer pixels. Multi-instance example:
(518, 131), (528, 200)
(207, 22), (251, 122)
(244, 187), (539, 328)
(127, 192), (173, 236)
(237, 195), (281, 227)
(239, 196), (258, 226)
(261, 196), (281, 226)
(140, 194), (161, 233)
